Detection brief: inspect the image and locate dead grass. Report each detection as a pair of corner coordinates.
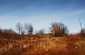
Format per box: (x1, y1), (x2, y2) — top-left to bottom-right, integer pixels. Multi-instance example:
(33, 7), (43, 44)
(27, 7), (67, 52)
(0, 34), (85, 55)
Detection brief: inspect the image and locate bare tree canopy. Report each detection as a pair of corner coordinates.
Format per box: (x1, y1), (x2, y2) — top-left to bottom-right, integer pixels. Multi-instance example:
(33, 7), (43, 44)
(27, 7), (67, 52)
(16, 22), (23, 34)
(50, 22), (68, 36)
(35, 29), (45, 34)
(24, 23), (33, 35)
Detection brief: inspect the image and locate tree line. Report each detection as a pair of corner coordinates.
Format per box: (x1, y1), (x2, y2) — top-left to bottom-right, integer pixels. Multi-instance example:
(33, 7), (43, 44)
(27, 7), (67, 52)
(15, 22), (68, 35)
(0, 28), (15, 35)
(0, 22), (85, 37)
(15, 22), (85, 37)
(16, 22), (33, 35)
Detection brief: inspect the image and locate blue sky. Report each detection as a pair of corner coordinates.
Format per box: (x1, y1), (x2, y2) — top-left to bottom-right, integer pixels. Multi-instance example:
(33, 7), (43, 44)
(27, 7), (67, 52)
(0, 0), (85, 33)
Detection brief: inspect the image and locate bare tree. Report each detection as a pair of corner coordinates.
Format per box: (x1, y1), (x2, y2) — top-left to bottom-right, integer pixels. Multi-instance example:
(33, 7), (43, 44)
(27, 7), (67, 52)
(21, 28), (25, 35)
(24, 23), (33, 35)
(35, 29), (45, 34)
(16, 22), (23, 34)
(50, 22), (68, 36)
(21, 30), (25, 35)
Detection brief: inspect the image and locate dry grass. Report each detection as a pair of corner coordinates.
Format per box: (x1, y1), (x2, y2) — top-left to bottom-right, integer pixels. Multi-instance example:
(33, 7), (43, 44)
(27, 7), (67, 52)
(0, 34), (85, 55)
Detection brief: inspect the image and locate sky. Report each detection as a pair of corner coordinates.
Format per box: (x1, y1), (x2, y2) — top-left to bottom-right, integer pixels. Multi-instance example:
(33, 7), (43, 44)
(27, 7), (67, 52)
(0, 0), (85, 33)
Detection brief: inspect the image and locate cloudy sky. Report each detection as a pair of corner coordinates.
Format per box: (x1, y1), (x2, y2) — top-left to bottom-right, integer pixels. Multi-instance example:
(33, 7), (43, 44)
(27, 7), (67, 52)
(0, 0), (85, 33)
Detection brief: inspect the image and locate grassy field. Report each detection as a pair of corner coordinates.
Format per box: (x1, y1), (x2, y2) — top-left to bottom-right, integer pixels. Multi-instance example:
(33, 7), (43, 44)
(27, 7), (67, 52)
(0, 34), (85, 55)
